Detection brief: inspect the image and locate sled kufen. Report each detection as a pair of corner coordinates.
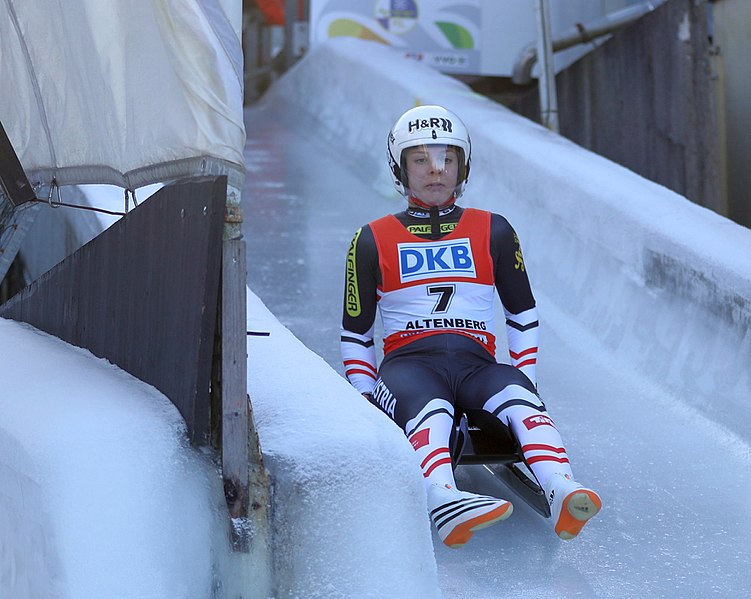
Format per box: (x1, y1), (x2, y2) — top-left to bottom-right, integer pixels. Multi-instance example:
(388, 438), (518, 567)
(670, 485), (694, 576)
(452, 413), (551, 518)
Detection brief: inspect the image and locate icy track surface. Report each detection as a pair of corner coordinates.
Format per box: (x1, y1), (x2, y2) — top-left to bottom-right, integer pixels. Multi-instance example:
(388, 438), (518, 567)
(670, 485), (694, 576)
(243, 98), (751, 599)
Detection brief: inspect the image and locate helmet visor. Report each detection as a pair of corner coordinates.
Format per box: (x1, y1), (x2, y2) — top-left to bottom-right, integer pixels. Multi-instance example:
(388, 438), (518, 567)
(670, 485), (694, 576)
(403, 144), (457, 174)
(401, 145), (463, 204)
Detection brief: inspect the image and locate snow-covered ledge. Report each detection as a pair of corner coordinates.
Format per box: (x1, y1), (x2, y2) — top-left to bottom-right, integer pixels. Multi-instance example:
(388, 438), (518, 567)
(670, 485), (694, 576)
(246, 291), (439, 597)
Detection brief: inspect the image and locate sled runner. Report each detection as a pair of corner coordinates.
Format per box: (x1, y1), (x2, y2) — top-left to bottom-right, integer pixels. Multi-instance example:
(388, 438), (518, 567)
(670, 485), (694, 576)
(451, 413), (551, 518)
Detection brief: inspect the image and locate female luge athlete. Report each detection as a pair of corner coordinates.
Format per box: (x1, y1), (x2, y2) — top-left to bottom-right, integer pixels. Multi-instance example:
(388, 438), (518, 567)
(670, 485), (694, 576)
(341, 105), (601, 548)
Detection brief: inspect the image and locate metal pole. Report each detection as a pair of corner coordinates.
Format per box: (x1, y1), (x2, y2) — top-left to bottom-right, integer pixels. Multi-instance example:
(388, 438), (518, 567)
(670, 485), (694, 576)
(513, 1), (667, 86)
(535, 0), (559, 132)
(283, 0), (296, 70)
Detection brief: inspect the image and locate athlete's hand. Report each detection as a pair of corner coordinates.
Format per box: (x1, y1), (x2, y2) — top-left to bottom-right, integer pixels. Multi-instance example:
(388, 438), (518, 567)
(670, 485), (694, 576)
(362, 393), (373, 402)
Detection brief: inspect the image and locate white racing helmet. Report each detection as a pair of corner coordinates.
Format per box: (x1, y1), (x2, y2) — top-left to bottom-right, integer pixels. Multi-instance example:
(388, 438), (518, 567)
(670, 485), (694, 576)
(387, 105), (471, 199)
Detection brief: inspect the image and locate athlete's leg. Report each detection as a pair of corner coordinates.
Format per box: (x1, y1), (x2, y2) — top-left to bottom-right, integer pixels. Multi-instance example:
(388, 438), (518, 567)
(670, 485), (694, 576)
(460, 362), (601, 539)
(376, 353), (512, 548)
(375, 355), (457, 489)
(470, 369), (573, 490)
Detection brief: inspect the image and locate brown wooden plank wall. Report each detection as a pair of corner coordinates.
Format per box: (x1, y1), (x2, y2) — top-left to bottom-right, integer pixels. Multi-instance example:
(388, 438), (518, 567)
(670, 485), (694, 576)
(0, 176), (226, 444)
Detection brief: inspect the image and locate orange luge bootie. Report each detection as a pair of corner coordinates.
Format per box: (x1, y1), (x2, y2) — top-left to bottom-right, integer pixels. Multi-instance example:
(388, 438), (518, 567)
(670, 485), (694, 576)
(545, 473), (602, 540)
(428, 483), (513, 548)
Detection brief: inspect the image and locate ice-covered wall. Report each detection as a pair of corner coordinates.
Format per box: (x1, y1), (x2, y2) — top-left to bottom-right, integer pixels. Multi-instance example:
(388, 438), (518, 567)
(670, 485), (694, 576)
(263, 37), (751, 441)
(0, 319), (257, 599)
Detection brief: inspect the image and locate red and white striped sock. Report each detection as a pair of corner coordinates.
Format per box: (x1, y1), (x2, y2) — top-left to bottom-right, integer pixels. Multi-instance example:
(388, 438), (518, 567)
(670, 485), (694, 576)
(405, 398), (456, 488)
(483, 384), (574, 490)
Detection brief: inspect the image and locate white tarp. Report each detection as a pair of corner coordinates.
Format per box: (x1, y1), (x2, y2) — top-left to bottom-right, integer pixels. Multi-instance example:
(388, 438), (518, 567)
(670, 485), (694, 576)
(0, 0), (245, 192)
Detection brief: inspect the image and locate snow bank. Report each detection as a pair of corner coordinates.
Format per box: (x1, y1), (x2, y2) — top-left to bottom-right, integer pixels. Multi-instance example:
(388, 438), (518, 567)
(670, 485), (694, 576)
(262, 37), (751, 441)
(246, 291), (439, 598)
(0, 318), (252, 599)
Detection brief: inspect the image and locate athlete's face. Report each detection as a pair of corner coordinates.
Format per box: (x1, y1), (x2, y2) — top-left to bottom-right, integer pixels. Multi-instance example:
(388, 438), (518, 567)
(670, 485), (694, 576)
(404, 145), (459, 206)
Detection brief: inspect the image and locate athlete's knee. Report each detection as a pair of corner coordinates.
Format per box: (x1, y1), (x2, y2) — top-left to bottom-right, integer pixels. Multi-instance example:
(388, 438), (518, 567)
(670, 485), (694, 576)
(482, 383), (545, 418)
(404, 397), (455, 438)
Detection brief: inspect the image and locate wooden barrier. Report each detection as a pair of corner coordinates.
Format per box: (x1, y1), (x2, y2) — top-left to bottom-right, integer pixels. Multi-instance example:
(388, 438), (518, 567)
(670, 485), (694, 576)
(0, 176), (270, 555)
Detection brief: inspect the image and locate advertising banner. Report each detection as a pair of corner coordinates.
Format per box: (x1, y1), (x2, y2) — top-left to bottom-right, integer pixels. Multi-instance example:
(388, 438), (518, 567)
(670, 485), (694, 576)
(310, 0), (483, 74)
(310, 0), (643, 78)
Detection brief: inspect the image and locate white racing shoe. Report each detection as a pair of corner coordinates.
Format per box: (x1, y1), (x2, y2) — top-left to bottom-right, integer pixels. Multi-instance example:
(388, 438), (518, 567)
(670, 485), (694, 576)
(428, 483), (513, 548)
(545, 473), (602, 540)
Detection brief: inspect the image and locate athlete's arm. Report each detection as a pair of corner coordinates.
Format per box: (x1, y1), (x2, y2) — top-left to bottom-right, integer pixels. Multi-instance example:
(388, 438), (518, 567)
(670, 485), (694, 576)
(490, 214), (540, 386)
(341, 225), (379, 395)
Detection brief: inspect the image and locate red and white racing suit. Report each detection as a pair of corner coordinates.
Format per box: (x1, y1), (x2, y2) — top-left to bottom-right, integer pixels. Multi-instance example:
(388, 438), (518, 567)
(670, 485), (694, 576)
(341, 204), (575, 491)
